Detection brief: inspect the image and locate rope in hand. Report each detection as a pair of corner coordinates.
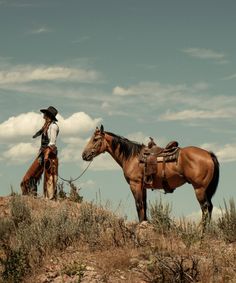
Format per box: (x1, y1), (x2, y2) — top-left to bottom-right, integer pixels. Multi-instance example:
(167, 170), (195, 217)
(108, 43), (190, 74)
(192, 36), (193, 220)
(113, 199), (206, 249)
(58, 161), (92, 184)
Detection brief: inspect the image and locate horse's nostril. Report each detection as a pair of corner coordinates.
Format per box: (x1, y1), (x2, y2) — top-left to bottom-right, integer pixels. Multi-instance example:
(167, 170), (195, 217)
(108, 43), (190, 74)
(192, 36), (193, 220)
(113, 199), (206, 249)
(82, 152), (87, 160)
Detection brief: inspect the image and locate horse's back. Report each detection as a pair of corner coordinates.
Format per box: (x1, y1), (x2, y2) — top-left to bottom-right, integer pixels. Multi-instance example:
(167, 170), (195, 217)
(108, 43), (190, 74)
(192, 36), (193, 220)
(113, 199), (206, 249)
(180, 146), (213, 159)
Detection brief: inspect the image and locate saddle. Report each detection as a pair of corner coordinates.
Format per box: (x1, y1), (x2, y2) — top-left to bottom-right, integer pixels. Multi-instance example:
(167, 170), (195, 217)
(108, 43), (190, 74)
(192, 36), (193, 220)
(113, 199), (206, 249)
(140, 137), (180, 193)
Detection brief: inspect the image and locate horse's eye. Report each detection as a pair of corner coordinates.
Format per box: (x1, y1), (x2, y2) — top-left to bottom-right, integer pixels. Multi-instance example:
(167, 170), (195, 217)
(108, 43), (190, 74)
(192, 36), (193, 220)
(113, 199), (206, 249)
(94, 136), (100, 142)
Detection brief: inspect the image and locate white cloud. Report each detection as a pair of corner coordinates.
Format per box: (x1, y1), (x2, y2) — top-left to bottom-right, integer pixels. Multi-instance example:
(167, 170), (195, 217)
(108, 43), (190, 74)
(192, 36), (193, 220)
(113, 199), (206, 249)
(60, 145), (120, 171)
(29, 26), (52, 34)
(0, 64), (100, 85)
(60, 135), (120, 171)
(186, 207), (223, 222)
(59, 112), (102, 136)
(79, 180), (95, 189)
(0, 112), (42, 142)
(201, 142), (236, 163)
(159, 109), (233, 121)
(223, 73), (236, 80)
(3, 142), (38, 164)
(0, 111), (101, 143)
(215, 144), (236, 163)
(90, 154), (120, 171)
(182, 47), (226, 61)
(60, 142), (85, 163)
(113, 86), (134, 96)
(112, 81), (187, 97)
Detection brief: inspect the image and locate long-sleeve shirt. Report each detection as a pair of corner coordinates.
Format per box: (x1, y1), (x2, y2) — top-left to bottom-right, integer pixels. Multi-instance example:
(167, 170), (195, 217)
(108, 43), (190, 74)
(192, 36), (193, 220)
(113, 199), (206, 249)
(47, 123), (59, 146)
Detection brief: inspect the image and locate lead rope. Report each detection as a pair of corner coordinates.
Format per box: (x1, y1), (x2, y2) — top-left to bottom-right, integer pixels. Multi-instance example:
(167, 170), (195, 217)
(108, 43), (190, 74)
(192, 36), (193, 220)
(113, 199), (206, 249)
(58, 161), (92, 184)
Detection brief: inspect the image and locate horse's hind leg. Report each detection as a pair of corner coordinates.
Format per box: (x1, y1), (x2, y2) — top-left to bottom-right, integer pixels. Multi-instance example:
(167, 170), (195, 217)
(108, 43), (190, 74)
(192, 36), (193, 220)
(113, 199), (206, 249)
(194, 187), (212, 235)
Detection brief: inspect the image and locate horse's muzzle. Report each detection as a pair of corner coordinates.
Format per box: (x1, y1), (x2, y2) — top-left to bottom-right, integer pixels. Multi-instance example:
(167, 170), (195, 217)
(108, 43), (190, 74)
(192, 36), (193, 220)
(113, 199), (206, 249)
(82, 151), (93, 161)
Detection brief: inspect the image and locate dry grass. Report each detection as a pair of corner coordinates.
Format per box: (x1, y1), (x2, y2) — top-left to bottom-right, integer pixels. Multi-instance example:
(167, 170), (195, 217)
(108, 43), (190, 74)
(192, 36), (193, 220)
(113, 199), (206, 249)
(0, 195), (235, 283)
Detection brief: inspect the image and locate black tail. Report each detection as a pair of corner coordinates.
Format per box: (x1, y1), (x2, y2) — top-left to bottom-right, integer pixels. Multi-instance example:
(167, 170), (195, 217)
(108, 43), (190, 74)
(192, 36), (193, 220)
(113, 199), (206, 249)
(206, 152), (220, 201)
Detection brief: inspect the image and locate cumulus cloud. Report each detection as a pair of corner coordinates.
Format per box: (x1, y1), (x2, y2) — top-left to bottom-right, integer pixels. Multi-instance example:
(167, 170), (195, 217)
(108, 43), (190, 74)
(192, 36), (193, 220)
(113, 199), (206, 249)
(201, 142), (236, 163)
(0, 64), (100, 85)
(90, 154), (120, 171)
(0, 112), (42, 142)
(182, 47), (226, 62)
(0, 111), (102, 164)
(3, 142), (39, 164)
(59, 112), (102, 136)
(61, 142), (120, 171)
(215, 144), (236, 163)
(0, 111), (101, 143)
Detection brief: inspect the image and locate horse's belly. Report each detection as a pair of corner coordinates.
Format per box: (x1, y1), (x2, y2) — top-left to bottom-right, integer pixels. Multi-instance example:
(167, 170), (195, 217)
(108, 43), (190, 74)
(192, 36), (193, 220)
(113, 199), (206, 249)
(150, 164), (186, 189)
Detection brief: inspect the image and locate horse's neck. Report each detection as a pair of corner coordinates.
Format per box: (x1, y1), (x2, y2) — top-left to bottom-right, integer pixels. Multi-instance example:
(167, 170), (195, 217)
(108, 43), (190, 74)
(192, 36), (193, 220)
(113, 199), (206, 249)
(105, 135), (125, 168)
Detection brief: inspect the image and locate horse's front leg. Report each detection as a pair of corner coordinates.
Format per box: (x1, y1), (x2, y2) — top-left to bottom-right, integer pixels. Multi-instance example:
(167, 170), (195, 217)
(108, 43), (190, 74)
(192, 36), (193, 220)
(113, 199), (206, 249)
(130, 180), (147, 222)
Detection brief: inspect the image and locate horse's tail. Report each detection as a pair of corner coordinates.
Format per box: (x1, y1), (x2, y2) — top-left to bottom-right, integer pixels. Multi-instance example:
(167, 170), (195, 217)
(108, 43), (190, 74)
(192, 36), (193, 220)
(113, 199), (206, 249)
(206, 152), (220, 201)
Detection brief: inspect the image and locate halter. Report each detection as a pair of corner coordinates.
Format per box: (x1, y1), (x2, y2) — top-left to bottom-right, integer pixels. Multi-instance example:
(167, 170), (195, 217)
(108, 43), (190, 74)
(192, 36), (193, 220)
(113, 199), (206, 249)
(90, 132), (106, 158)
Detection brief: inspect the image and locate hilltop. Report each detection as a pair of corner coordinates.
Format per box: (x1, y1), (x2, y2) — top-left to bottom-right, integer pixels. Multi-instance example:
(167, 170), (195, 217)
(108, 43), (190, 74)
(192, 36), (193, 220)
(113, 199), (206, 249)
(0, 195), (235, 283)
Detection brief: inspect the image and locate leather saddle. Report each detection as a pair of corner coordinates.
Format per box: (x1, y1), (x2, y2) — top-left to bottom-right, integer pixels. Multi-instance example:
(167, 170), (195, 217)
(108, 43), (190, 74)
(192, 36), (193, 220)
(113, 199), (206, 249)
(140, 137), (180, 193)
(141, 138), (179, 162)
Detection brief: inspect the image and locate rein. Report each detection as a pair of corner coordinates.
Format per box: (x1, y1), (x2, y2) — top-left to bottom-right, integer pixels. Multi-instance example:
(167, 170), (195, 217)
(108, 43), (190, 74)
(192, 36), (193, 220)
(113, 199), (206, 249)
(58, 161), (92, 184)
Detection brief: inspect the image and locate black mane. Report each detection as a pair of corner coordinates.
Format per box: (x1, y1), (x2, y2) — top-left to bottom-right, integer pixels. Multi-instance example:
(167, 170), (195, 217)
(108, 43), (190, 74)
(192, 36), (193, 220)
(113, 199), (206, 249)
(106, 132), (144, 160)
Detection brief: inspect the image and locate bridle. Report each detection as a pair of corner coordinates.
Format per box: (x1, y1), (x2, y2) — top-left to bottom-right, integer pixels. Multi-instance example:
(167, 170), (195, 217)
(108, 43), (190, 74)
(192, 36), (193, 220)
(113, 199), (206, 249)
(90, 132), (106, 158)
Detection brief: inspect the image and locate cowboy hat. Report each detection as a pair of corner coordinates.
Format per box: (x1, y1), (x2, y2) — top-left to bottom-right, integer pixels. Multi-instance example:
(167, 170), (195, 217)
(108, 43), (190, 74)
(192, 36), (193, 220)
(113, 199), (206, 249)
(40, 106), (58, 121)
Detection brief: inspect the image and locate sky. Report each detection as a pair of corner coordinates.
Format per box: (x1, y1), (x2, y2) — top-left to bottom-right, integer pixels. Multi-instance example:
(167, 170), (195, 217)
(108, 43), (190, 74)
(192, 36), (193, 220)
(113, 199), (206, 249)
(0, 0), (236, 221)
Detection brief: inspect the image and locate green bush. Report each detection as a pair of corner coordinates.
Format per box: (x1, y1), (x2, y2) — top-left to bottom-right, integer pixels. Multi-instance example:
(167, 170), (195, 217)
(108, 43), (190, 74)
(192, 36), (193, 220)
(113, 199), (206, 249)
(218, 198), (236, 242)
(149, 198), (174, 234)
(78, 202), (132, 248)
(0, 218), (14, 245)
(10, 195), (32, 228)
(0, 248), (29, 283)
(177, 219), (201, 248)
(69, 182), (83, 203)
(145, 253), (199, 283)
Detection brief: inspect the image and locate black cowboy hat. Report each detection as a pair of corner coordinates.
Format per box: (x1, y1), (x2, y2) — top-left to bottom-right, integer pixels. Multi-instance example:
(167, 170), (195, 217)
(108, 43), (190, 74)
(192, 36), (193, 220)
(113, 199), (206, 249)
(40, 106), (58, 121)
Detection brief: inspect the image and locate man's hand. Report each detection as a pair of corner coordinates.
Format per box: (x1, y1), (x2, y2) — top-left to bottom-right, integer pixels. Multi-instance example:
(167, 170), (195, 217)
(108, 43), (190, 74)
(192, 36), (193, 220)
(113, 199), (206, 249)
(32, 129), (43, 139)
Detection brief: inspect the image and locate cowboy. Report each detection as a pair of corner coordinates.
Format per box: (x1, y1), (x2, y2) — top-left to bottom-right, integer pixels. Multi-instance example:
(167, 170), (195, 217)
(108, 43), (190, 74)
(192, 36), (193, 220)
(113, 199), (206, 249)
(21, 106), (59, 199)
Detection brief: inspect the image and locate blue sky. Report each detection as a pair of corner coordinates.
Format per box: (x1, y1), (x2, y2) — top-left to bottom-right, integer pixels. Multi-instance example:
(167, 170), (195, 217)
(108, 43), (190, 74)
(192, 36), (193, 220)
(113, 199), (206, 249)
(0, 0), (236, 220)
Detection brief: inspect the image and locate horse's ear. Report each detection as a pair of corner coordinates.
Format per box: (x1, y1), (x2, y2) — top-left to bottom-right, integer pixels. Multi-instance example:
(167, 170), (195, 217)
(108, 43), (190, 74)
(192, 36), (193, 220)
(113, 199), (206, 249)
(100, 124), (104, 133)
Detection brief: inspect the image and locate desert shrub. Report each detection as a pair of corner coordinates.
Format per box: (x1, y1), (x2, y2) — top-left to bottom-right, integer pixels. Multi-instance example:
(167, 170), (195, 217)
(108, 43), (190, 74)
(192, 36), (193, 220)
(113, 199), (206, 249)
(217, 198), (236, 242)
(0, 248), (29, 283)
(78, 202), (132, 248)
(9, 195), (32, 228)
(61, 261), (86, 282)
(149, 198), (174, 234)
(144, 253), (199, 283)
(177, 219), (201, 248)
(0, 218), (14, 245)
(57, 182), (67, 199)
(0, 207), (80, 282)
(16, 208), (80, 263)
(69, 182), (83, 203)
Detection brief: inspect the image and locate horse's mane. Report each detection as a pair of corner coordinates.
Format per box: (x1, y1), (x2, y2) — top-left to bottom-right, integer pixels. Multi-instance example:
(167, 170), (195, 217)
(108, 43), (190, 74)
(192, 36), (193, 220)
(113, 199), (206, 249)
(105, 131), (144, 160)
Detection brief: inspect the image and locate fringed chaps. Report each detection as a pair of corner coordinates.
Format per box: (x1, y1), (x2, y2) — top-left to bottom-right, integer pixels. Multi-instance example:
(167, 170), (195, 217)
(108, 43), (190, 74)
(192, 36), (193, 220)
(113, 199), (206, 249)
(21, 147), (58, 199)
(43, 152), (58, 200)
(20, 157), (44, 196)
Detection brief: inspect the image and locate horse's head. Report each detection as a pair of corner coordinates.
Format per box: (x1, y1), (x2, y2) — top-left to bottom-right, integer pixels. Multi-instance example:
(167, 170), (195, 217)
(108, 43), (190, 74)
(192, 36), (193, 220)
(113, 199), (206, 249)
(82, 125), (106, 161)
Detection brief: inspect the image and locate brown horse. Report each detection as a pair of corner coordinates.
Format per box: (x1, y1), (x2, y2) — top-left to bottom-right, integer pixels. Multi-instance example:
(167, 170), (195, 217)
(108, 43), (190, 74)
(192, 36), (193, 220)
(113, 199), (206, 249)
(82, 125), (219, 232)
